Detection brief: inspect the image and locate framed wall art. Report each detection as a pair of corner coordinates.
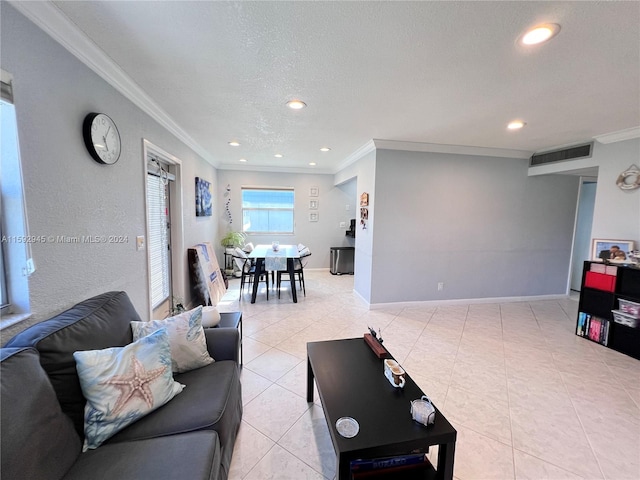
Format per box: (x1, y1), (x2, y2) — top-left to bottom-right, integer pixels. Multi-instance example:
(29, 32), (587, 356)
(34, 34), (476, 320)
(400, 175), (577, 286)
(309, 186), (319, 197)
(195, 177), (212, 217)
(309, 212), (319, 222)
(360, 192), (369, 206)
(309, 199), (318, 210)
(591, 239), (634, 261)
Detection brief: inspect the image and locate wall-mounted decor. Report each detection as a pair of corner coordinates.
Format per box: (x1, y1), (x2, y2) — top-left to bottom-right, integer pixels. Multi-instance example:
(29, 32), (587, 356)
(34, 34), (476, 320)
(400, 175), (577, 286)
(223, 184), (232, 224)
(309, 186), (319, 197)
(591, 239), (635, 261)
(195, 177), (212, 217)
(309, 212), (319, 222)
(309, 199), (318, 210)
(360, 192), (369, 206)
(82, 112), (121, 165)
(616, 164), (640, 190)
(360, 207), (368, 229)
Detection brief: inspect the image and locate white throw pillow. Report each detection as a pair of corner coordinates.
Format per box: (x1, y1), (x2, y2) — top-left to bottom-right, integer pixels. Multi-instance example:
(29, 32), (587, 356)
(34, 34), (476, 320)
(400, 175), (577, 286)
(73, 328), (184, 450)
(131, 306), (214, 374)
(201, 306), (221, 328)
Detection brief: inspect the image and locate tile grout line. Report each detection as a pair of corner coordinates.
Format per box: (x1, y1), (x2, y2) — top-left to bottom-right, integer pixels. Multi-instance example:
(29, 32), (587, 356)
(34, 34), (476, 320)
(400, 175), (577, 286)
(532, 300), (607, 480)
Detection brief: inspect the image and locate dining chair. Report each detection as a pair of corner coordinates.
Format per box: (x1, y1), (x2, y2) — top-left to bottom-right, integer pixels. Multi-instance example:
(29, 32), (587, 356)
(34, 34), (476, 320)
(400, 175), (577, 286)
(233, 247), (269, 301)
(277, 251), (311, 298)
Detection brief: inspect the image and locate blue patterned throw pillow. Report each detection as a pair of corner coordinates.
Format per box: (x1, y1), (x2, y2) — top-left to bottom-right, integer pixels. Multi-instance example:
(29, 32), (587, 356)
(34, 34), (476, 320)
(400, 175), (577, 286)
(73, 328), (184, 450)
(131, 305), (214, 373)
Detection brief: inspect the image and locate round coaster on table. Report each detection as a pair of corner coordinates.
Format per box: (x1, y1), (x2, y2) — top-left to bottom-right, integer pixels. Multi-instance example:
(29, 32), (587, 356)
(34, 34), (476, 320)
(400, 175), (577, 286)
(336, 417), (359, 438)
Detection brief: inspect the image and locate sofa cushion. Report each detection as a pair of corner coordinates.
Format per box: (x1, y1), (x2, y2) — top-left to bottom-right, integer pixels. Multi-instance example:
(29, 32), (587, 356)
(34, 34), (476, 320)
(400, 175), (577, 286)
(131, 305), (214, 373)
(64, 431), (221, 480)
(1, 347), (81, 480)
(108, 360), (242, 475)
(4, 291), (141, 436)
(74, 328), (184, 450)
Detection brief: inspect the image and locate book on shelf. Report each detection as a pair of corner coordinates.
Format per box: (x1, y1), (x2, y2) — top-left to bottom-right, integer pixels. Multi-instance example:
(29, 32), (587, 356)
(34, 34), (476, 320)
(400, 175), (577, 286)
(578, 311), (609, 346)
(350, 453), (430, 478)
(576, 312), (587, 336)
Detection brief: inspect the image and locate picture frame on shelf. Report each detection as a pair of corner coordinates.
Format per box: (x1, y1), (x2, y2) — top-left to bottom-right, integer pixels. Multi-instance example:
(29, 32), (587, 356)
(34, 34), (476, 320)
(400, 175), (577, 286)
(309, 186), (319, 197)
(309, 212), (319, 222)
(591, 239), (634, 261)
(309, 199), (318, 210)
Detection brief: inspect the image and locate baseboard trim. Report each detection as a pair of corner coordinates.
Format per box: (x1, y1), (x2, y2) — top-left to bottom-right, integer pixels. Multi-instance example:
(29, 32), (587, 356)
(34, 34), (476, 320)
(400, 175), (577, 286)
(366, 293), (571, 310)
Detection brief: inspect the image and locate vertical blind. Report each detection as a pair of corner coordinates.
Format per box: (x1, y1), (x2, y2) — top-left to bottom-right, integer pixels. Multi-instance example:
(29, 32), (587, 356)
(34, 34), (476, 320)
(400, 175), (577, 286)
(147, 173), (171, 308)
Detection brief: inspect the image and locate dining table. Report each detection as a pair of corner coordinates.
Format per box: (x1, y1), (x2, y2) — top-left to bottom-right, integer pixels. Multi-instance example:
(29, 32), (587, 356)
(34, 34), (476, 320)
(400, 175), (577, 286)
(248, 244), (301, 303)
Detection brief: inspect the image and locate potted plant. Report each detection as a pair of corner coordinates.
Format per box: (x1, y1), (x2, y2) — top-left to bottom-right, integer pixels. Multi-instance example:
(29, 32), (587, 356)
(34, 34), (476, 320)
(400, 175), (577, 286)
(220, 231), (246, 277)
(220, 231), (246, 249)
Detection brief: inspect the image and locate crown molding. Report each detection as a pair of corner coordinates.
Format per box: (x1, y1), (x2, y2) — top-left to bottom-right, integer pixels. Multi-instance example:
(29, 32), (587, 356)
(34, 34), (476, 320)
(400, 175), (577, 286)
(371, 139), (532, 159)
(9, 0), (217, 167)
(593, 126), (640, 144)
(334, 140), (376, 173)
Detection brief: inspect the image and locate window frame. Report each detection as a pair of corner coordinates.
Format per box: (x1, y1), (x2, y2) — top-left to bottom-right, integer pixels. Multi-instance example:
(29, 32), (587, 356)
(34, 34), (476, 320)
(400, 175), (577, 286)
(146, 170), (172, 310)
(0, 71), (34, 326)
(241, 186), (295, 235)
(0, 222), (9, 314)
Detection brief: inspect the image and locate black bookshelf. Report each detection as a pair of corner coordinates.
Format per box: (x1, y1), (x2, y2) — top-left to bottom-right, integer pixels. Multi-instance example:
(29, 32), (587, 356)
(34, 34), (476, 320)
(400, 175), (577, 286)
(576, 261), (640, 360)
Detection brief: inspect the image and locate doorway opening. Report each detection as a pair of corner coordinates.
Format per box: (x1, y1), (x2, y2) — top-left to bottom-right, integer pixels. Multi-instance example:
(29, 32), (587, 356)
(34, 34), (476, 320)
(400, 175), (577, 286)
(570, 177), (598, 292)
(143, 140), (184, 319)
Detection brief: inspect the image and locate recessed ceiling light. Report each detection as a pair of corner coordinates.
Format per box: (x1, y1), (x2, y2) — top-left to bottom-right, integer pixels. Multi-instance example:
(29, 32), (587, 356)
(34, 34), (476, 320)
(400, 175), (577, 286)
(274, 153), (283, 158)
(239, 158), (247, 162)
(228, 141), (240, 147)
(309, 162), (316, 166)
(286, 99), (307, 110)
(520, 24), (560, 45)
(319, 147), (331, 152)
(507, 120), (526, 130)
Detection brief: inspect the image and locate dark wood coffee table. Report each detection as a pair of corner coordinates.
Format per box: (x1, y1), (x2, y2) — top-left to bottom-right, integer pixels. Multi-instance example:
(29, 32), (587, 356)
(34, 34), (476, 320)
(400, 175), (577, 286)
(307, 338), (456, 480)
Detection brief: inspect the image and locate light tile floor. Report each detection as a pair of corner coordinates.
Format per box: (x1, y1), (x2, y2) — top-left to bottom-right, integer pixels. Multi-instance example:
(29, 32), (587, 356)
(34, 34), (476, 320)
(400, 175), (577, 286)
(216, 270), (640, 480)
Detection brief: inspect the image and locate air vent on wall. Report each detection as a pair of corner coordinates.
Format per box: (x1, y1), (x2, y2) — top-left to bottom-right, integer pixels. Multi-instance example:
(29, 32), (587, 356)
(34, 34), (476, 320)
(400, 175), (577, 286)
(530, 142), (593, 167)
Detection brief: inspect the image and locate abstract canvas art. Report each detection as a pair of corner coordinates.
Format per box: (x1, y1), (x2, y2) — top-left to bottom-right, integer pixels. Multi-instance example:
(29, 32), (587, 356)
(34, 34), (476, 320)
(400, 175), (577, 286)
(195, 177), (212, 217)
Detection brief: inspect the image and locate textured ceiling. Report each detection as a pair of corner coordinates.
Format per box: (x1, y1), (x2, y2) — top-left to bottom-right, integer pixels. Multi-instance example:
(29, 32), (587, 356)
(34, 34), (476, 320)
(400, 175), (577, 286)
(50, 0), (640, 173)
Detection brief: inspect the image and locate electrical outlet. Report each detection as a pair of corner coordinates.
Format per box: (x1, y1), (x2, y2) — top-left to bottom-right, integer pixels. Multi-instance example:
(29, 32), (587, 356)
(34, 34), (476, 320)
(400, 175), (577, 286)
(437, 282), (444, 291)
(340, 222), (346, 228)
(136, 236), (145, 251)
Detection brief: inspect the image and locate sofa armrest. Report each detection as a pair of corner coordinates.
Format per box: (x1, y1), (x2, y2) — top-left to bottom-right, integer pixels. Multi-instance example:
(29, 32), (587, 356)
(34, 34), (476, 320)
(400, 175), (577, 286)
(204, 328), (240, 363)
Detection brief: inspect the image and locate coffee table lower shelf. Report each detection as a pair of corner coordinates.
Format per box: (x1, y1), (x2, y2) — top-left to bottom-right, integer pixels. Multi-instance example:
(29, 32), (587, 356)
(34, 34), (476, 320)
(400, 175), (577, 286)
(351, 461), (438, 479)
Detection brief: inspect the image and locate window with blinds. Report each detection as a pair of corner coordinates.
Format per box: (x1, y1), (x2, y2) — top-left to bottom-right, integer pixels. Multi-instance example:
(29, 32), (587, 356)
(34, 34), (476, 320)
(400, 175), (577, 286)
(147, 173), (171, 308)
(242, 187), (295, 234)
(1, 70), (34, 318)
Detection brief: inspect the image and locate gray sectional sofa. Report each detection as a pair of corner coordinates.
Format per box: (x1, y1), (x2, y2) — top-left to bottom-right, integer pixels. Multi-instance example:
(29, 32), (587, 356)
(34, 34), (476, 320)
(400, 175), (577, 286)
(1, 291), (242, 480)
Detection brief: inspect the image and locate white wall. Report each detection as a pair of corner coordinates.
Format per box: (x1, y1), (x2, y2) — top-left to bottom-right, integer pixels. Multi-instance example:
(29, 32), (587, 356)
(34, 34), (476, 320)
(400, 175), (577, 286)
(590, 138), (640, 243)
(528, 137), (640, 249)
(334, 150), (377, 302)
(357, 149), (580, 304)
(1, 4), (218, 340)
(217, 170), (353, 269)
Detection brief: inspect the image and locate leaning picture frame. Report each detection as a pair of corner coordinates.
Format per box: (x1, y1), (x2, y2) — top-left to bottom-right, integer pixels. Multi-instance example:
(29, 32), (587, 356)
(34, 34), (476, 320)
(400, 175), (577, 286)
(591, 239), (634, 261)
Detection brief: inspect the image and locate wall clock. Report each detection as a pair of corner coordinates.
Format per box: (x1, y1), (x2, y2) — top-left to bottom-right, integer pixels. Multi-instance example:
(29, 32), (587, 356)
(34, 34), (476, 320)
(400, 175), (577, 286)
(82, 112), (121, 165)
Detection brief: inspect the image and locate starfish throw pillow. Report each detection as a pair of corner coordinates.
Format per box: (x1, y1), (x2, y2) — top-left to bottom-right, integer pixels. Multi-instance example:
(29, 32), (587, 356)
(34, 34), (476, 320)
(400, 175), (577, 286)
(130, 305), (214, 373)
(73, 328), (184, 450)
